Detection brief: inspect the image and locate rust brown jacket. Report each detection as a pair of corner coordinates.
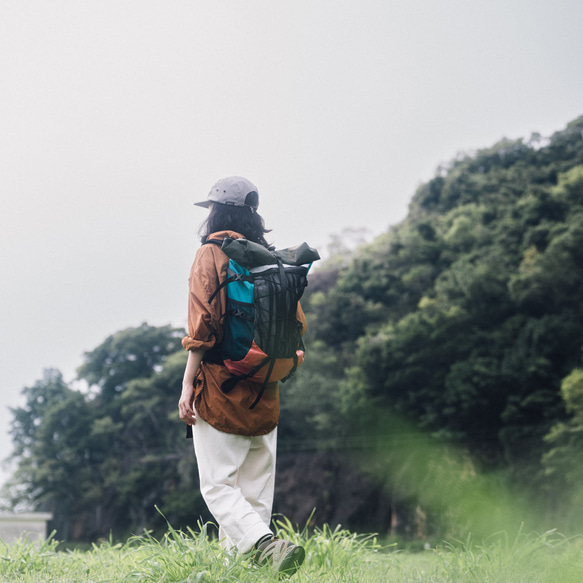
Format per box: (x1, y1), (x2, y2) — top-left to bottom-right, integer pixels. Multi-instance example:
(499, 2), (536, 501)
(182, 230), (307, 436)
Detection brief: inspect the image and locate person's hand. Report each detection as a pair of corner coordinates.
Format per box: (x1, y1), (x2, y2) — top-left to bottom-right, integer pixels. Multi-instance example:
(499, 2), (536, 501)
(178, 383), (197, 426)
(179, 348), (204, 426)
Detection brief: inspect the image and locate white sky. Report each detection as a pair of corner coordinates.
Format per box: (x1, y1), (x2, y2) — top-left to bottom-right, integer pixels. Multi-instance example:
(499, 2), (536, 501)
(1, 0), (582, 486)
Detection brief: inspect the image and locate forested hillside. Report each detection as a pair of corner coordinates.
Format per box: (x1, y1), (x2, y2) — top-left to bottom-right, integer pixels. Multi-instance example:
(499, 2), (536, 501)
(4, 116), (583, 542)
(284, 115), (583, 532)
(297, 117), (583, 459)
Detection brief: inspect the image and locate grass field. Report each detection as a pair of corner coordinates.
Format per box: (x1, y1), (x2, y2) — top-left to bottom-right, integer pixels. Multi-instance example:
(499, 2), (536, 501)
(2, 518), (583, 582)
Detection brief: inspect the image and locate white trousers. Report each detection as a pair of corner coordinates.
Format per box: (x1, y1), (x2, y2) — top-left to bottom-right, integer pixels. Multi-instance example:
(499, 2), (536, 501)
(193, 417), (276, 554)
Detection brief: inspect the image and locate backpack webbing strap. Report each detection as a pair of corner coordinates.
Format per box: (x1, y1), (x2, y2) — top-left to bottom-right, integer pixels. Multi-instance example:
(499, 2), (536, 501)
(218, 355), (278, 410)
(276, 257), (287, 295)
(208, 272), (253, 304)
(249, 358), (277, 410)
(220, 355), (272, 394)
(279, 322), (304, 384)
(280, 351), (299, 384)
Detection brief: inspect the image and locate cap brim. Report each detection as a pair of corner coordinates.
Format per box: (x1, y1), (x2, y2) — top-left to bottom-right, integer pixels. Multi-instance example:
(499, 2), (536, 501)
(194, 200), (211, 208)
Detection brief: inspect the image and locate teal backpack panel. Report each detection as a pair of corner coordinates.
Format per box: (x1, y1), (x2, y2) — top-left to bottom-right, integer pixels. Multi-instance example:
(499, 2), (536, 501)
(222, 259), (254, 361)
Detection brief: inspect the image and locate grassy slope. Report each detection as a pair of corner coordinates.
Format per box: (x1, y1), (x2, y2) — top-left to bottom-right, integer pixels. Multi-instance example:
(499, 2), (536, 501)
(2, 521), (583, 583)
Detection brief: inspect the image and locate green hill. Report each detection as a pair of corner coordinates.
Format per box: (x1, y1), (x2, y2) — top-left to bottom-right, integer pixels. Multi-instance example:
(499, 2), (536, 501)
(281, 115), (583, 533)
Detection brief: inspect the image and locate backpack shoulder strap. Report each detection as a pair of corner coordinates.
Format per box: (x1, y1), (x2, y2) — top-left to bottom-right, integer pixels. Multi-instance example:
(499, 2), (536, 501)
(204, 238), (254, 304)
(208, 270), (253, 304)
(201, 238), (227, 304)
(203, 238), (225, 248)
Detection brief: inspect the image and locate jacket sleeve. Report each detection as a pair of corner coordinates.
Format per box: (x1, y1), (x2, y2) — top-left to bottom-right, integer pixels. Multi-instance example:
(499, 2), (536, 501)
(297, 301), (307, 337)
(181, 245), (225, 352)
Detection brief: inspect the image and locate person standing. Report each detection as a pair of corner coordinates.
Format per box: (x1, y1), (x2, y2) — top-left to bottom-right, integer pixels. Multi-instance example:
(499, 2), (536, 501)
(178, 176), (306, 575)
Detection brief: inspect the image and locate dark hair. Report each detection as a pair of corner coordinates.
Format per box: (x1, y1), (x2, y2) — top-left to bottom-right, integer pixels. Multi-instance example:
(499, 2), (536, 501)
(199, 202), (271, 247)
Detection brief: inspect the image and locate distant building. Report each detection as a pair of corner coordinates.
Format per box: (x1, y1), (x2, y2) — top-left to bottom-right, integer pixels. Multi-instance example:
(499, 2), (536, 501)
(0, 513), (53, 544)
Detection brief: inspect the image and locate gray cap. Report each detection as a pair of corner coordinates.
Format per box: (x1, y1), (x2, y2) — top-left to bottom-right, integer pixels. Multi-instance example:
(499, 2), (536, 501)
(195, 176), (259, 209)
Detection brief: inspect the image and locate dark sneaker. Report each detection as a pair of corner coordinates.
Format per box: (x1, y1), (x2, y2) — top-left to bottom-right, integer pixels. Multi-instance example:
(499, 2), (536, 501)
(255, 536), (305, 575)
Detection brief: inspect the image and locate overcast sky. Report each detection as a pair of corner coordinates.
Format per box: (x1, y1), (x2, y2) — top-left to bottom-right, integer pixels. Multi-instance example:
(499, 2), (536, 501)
(1, 0), (582, 487)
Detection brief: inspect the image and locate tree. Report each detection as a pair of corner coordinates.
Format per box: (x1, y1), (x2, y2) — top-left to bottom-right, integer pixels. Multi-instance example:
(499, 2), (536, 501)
(307, 116), (583, 493)
(5, 369), (93, 539)
(4, 324), (208, 541)
(77, 322), (184, 403)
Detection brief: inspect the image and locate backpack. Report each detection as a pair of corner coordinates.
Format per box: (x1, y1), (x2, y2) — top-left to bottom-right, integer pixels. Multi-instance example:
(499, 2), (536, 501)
(203, 237), (320, 409)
